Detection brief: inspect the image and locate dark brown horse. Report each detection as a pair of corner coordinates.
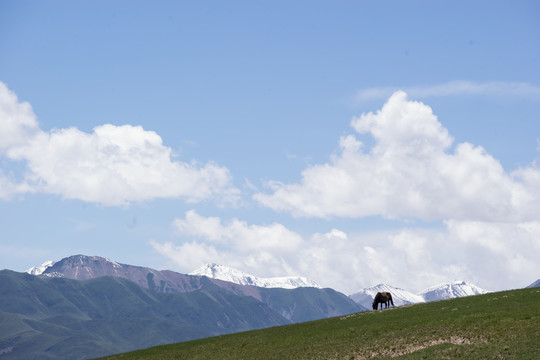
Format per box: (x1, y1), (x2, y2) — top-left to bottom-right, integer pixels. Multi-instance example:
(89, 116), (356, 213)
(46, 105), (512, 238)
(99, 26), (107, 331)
(372, 292), (394, 310)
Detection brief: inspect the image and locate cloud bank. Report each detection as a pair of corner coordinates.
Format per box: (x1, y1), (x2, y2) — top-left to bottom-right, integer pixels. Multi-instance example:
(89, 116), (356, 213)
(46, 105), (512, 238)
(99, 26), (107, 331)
(254, 91), (540, 222)
(151, 210), (540, 294)
(0, 81), (239, 206)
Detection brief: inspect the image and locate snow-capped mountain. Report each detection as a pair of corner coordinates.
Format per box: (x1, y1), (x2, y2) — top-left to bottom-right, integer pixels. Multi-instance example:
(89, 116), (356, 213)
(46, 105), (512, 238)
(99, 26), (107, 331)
(26, 260), (56, 275)
(349, 284), (425, 309)
(190, 263), (321, 289)
(526, 279), (540, 288)
(350, 281), (490, 308)
(34, 255), (126, 280)
(26, 255), (211, 293)
(418, 280), (489, 301)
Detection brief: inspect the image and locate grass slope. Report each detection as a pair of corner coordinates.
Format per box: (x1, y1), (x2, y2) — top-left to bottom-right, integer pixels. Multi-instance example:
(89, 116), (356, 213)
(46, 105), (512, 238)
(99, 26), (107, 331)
(100, 288), (540, 360)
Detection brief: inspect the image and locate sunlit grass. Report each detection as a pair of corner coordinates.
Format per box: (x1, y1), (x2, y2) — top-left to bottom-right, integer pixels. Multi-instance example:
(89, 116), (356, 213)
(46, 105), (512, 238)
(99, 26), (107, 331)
(99, 287), (539, 359)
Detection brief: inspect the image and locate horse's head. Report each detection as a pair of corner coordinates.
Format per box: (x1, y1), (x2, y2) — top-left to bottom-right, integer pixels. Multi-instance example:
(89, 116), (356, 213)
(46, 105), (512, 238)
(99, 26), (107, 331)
(372, 301), (377, 310)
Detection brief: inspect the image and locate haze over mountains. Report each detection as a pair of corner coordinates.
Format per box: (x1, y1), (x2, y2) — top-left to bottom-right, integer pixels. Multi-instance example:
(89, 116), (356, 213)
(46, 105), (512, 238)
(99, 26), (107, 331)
(2, 254), (533, 359)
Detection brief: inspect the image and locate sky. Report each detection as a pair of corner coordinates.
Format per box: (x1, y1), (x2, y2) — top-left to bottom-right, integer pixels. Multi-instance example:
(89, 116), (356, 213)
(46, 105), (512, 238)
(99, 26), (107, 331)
(1, 0), (539, 295)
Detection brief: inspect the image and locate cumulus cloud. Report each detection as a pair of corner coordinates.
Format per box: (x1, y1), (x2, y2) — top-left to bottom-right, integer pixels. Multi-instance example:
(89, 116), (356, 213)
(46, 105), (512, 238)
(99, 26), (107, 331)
(0, 82), (239, 206)
(0, 82), (40, 152)
(151, 210), (304, 276)
(254, 91), (540, 222)
(355, 81), (540, 102)
(151, 211), (540, 294)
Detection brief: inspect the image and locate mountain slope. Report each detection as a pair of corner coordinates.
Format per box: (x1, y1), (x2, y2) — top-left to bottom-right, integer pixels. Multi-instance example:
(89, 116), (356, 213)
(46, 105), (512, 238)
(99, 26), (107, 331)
(258, 286), (366, 322)
(418, 280), (489, 301)
(21, 255), (364, 335)
(26, 260), (55, 275)
(190, 263), (320, 289)
(0, 270), (288, 360)
(526, 279), (540, 288)
(349, 284), (425, 309)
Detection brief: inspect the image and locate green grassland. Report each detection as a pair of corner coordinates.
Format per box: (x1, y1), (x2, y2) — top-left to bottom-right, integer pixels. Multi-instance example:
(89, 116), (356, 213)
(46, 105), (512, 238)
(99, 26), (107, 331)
(100, 287), (539, 360)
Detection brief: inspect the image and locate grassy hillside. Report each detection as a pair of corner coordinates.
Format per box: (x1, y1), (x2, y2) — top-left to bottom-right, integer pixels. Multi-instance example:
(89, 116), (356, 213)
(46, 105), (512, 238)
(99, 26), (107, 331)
(100, 287), (539, 360)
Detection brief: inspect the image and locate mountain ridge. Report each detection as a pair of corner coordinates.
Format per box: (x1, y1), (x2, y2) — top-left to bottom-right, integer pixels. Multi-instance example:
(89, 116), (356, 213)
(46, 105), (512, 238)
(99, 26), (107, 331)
(28, 255), (492, 304)
(24, 255), (364, 324)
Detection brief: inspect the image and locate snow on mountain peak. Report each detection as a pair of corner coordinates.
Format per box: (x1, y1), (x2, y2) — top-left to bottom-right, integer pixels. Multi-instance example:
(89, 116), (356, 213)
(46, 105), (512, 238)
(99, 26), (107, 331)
(26, 260), (56, 275)
(349, 283), (425, 309)
(418, 280), (489, 301)
(349, 280), (490, 308)
(189, 263), (321, 289)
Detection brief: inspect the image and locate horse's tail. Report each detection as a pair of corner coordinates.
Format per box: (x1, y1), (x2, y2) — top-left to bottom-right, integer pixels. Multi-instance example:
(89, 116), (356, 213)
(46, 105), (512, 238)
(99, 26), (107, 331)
(389, 293), (395, 306)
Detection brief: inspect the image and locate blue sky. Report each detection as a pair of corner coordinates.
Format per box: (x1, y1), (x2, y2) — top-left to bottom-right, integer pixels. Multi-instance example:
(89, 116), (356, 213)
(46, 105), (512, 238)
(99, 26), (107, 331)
(1, 0), (539, 294)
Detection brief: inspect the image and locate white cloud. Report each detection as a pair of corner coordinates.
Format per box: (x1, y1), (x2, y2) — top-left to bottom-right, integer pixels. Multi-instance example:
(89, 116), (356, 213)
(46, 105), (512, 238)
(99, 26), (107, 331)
(355, 81), (540, 102)
(173, 210), (304, 251)
(151, 211), (540, 294)
(152, 210), (305, 278)
(444, 220), (540, 289)
(0, 81), (239, 206)
(254, 91), (540, 222)
(0, 82), (40, 151)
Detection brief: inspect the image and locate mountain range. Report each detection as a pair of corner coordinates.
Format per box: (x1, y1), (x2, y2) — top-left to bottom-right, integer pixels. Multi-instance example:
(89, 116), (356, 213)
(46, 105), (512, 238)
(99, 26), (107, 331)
(2, 255), (361, 360)
(27, 255), (492, 305)
(4, 254), (528, 359)
(27, 255), (364, 322)
(0, 269), (287, 360)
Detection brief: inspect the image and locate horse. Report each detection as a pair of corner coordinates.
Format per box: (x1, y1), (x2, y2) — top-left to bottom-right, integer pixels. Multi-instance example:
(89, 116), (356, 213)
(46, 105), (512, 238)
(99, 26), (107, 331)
(372, 292), (394, 310)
